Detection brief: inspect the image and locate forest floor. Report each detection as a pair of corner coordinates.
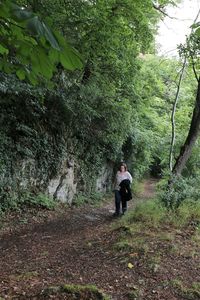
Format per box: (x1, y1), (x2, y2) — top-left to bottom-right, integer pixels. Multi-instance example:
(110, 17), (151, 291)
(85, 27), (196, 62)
(0, 179), (199, 300)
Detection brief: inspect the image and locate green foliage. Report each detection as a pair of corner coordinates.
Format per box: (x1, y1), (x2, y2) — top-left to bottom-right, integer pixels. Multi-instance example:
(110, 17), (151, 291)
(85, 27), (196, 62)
(40, 284), (111, 300)
(16, 0), (171, 173)
(0, 189), (19, 212)
(171, 279), (200, 300)
(0, 76), (71, 211)
(127, 290), (140, 300)
(1, 0), (189, 210)
(123, 199), (167, 227)
(120, 197), (200, 230)
(136, 56), (196, 174)
(38, 0), (167, 185)
(0, 190), (55, 212)
(73, 192), (103, 207)
(158, 174), (200, 209)
(179, 21), (200, 76)
(28, 193), (56, 209)
(174, 200), (200, 227)
(0, 0), (82, 84)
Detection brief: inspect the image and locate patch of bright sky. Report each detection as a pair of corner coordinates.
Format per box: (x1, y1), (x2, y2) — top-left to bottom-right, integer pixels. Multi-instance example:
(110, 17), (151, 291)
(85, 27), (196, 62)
(156, 0), (200, 57)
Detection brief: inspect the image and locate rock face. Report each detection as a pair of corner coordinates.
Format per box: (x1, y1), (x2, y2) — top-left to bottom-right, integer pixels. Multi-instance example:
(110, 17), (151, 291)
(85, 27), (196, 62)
(47, 159), (114, 204)
(47, 158), (77, 204)
(0, 76), (115, 207)
(3, 157), (114, 205)
(16, 156), (114, 205)
(96, 161), (114, 193)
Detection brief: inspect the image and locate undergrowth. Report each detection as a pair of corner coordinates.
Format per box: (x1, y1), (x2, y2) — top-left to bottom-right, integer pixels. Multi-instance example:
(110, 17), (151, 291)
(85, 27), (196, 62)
(114, 198), (200, 261)
(73, 192), (107, 207)
(0, 192), (56, 214)
(36, 284), (110, 300)
(121, 198), (200, 229)
(171, 279), (200, 300)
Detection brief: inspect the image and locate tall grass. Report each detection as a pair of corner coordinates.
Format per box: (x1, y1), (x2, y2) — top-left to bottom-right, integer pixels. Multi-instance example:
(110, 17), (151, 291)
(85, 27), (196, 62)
(121, 198), (200, 229)
(122, 199), (167, 227)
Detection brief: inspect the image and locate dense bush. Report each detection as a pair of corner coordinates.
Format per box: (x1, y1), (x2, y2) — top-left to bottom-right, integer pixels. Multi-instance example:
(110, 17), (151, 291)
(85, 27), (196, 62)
(158, 174), (200, 209)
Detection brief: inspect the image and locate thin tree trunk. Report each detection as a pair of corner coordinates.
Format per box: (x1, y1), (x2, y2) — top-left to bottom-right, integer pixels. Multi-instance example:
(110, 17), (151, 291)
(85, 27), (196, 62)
(169, 57), (187, 171)
(172, 77), (200, 176)
(170, 9), (200, 176)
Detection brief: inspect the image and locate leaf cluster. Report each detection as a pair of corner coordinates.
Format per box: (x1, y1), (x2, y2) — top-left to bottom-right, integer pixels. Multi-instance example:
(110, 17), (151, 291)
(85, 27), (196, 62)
(0, 0), (82, 84)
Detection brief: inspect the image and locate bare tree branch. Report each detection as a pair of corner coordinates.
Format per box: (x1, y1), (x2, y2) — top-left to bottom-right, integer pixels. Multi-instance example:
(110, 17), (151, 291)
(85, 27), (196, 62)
(152, 3), (178, 20)
(0, 17), (25, 30)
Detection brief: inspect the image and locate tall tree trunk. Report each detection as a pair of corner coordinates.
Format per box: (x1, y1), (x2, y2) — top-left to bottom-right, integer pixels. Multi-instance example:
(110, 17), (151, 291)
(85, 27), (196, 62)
(172, 77), (200, 175)
(169, 57), (187, 171)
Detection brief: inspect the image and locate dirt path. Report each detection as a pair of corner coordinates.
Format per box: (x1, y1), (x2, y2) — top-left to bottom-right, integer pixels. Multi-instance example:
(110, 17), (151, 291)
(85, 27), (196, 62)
(139, 178), (157, 199)
(1, 178), (197, 300)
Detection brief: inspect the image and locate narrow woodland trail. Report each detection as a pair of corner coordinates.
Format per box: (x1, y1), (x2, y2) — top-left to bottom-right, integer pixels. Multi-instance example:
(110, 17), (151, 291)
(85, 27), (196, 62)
(0, 179), (199, 299)
(0, 179), (156, 300)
